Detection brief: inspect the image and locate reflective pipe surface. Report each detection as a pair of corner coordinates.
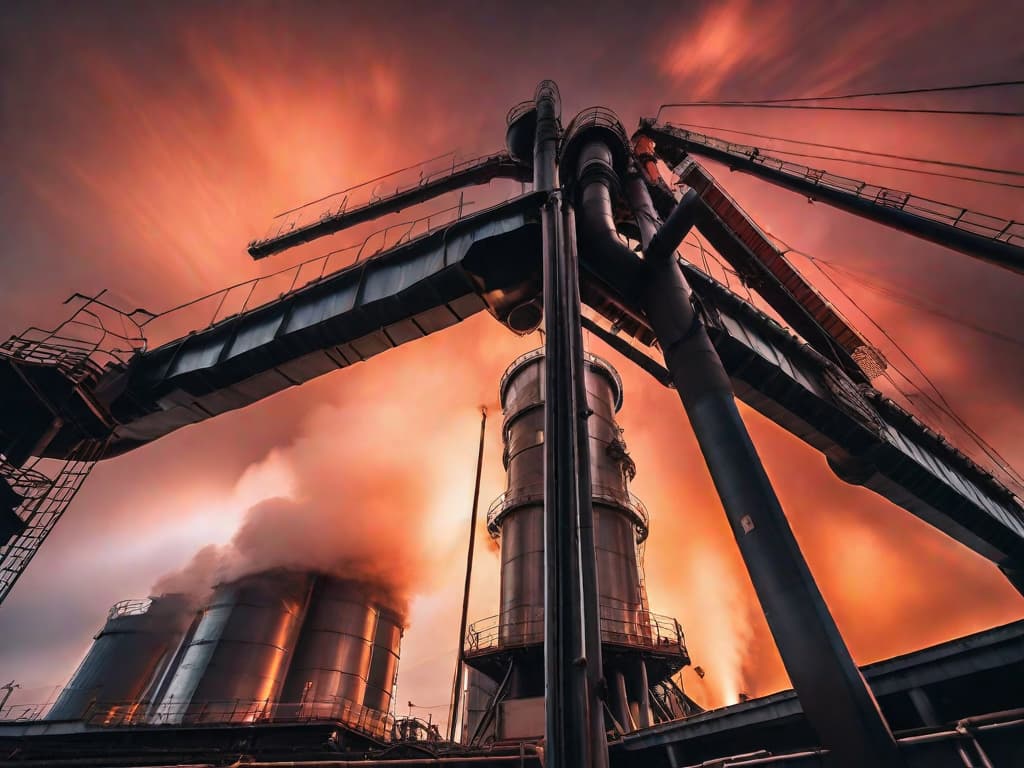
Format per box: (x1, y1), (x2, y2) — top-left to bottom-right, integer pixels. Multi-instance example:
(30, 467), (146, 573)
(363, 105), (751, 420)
(495, 349), (645, 648)
(152, 570), (313, 724)
(278, 577), (403, 719)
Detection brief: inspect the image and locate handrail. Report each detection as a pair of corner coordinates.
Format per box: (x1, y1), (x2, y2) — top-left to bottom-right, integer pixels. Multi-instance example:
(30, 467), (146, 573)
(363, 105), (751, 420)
(656, 123), (1024, 248)
(107, 598), (152, 620)
(465, 604), (687, 657)
(248, 148), (520, 255)
(498, 348), (624, 410)
(6, 694), (398, 741)
(137, 192), (532, 351)
(0, 292), (147, 378)
(486, 482), (649, 542)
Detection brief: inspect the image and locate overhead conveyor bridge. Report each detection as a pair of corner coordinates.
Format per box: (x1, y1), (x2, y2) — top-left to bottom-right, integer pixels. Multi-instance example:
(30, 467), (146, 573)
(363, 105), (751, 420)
(637, 120), (1024, 275)
(247, 150), (531, 259)
(2, 192), (1023, 592)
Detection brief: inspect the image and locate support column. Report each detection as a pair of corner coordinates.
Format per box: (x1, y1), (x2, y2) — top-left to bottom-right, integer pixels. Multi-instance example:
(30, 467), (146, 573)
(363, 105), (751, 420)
(621, 170), (903, 768)
(564, 201), (609, 768)
(534, 80), (603, 768)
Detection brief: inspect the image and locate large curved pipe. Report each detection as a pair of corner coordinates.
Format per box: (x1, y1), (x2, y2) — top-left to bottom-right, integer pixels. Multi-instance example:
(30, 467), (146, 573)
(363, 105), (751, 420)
(574, 139), (903, 768)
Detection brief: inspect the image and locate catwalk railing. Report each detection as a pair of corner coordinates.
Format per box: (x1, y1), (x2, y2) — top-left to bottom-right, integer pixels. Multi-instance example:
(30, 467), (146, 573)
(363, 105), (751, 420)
(486, 482), (649, 543)
(0, 292), (147, 380)
(465, 603), (686, 657)
(1, 695), (396, 740)
(107, 598), (153, 619)
(655, 123), (1024, 248)
(248, 148), (527, 257)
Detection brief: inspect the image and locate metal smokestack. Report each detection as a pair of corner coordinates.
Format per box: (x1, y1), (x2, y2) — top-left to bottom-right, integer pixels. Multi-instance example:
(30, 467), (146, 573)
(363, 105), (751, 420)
(465, 349), (691, 740)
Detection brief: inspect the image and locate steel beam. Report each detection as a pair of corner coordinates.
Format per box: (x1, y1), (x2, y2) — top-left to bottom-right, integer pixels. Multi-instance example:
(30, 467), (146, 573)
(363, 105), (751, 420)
(534, 80), (602, 768)
(579, 143), (900, 765)
(640, 120), (1024, 276)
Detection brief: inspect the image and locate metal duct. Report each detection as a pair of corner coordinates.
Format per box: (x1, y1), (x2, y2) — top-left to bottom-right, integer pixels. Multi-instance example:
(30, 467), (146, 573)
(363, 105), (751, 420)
(152, 570), (314, 724)
(47, 593), (194, 723)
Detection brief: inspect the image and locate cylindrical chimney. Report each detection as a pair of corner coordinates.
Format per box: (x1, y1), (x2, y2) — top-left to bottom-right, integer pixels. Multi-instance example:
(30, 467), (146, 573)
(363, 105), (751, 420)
(491, 349), (648, 650)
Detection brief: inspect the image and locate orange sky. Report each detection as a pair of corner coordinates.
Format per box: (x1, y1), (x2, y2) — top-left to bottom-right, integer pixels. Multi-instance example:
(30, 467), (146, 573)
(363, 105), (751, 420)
(1, 0), (1022, 729)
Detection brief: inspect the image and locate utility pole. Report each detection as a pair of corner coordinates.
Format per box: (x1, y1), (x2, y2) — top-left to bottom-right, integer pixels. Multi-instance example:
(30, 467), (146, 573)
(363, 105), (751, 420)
(0, 681), (19, 713)
(448, 407), (488, 743)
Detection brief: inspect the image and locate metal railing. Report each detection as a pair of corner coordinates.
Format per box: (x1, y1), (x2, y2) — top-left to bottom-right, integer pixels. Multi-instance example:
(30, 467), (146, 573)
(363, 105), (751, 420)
(140, 191), (533, 350)
(564, 106), (630, 149)
(107, 598), (153, 620)
(661, 124), (1024, 247)
(3, 695), (396, 741)
(0, 291), (148, 379)
(498, 348), (623, 407)
(506, 100), (535, 126)
(465, 603), (686, 657)
(249, 148), (515, 251)
(486, 482), (649, 542)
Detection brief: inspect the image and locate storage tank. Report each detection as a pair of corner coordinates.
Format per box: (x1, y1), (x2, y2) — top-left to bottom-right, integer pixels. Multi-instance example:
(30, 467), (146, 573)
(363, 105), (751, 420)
(47, 593), (194, 723)
(490, 349), (648, 648)
(278, 576), (403, 725)
(152, 570), (314, 724)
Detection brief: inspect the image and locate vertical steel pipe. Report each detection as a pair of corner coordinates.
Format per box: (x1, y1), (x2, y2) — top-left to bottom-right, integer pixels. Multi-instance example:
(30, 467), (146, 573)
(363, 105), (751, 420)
(563, 200), (609, 768)
(533, 79), (604, 768)
(575, 134), (901, 767)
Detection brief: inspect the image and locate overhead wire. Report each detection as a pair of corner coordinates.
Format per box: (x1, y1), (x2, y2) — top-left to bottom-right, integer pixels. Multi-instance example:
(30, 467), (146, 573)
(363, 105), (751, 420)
(769, 237), (1024, 489)
(657, 78), (1024, 118)
(659, 103), (1023, 117)
(663, 121), (1024, 178)
(738, 147), (1024, 189)
(807, 258), (1024, 349)
(666, 126), (1024, 189)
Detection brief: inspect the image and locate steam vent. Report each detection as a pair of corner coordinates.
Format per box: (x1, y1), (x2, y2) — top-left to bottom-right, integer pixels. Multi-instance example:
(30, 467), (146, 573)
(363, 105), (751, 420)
(463, 349), (695, 742)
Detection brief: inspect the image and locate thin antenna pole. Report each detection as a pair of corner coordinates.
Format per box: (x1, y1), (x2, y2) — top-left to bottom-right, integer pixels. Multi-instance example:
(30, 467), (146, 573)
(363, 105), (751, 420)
(447, 406), (488, 743)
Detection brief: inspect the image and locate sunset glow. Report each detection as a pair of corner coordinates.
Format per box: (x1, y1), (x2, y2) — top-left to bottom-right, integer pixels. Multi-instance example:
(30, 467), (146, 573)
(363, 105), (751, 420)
(1, 1), (1021, 733)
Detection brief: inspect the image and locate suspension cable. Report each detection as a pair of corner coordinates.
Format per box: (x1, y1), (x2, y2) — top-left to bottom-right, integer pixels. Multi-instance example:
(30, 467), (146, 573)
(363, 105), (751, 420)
(770, 238), (1024, 488)
(663, 122), (1024, 178)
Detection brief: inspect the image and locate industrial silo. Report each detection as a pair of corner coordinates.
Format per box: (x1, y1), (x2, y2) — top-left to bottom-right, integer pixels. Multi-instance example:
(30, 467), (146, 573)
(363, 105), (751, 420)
(277, 576), (402, 731)
(492, 349), (647, 648)
(365, 604), (402, 713)
(466, 348), (689, 738)
(152, 570), (314, 724)
(47, 593), (194, 723)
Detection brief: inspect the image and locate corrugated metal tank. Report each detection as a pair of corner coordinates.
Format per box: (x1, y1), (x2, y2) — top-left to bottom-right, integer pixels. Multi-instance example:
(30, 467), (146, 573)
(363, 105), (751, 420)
(47, 593), (194, 723)
(277, 577), (403, 720)
(494, 349), (647, 647)
(152, 570), (314, 724)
